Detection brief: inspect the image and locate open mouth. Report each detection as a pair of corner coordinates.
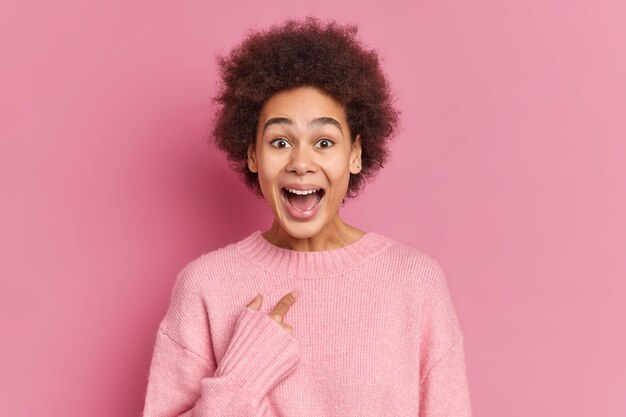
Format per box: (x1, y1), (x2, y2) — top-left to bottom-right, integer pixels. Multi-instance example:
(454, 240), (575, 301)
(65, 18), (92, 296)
(280, 187), (325, 213)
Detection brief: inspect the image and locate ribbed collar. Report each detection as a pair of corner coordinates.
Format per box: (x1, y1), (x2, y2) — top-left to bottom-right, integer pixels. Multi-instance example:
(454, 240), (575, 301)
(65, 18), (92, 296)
(235, 230), (393, 278)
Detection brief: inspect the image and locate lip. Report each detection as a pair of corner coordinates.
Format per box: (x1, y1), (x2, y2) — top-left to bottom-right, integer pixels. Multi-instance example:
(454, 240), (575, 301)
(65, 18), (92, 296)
(279, 186), (325, 221)
(281, 183), (325, 191)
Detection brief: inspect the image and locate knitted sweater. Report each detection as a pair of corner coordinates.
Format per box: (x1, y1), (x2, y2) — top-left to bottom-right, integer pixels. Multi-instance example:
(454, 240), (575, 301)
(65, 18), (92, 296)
(142, 230), (473, 417)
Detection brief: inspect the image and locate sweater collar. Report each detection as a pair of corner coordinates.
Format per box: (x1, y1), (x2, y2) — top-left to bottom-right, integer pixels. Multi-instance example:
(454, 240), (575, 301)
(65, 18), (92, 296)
(235, 230), (392, 278)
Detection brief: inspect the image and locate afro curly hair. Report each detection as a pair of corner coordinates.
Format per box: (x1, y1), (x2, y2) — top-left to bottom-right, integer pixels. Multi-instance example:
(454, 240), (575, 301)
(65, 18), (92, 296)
(209, 15), (401, 201)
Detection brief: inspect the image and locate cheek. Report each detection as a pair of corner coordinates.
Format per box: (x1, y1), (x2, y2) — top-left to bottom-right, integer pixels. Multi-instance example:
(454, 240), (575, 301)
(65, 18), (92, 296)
(323, 155), (351, 181)
(321, 161), (352, 198)
(256, 155), (282, 191)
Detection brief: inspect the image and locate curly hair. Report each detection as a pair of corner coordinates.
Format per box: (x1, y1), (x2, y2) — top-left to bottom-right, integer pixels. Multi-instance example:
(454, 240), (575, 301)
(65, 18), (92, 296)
(209, 16), (401, 200)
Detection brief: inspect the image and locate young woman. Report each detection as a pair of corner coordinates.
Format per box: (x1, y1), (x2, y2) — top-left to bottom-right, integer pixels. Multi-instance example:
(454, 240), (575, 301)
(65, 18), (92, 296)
(142, 16), (472, 417)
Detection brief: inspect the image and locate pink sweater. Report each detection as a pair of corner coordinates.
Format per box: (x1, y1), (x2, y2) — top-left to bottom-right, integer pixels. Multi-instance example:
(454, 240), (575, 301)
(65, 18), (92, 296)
(142, 230), (473, 416)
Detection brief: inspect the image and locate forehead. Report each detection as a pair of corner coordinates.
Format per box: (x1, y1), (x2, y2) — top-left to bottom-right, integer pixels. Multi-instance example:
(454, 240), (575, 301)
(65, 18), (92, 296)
(258, 86), (347, 127)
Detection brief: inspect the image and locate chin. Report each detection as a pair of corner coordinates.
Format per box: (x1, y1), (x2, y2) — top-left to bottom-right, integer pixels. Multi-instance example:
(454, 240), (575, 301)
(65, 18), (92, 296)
(277, 216), (328, 239)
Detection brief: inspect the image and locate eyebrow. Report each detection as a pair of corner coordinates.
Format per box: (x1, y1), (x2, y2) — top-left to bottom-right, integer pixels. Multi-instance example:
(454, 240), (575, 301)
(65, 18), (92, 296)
(262, 116), (343, 135)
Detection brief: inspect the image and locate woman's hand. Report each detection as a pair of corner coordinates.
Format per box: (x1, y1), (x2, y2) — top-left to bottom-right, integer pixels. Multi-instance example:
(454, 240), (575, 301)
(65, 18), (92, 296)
(211, 291), (302, 399)
(246, 291), (299, 336)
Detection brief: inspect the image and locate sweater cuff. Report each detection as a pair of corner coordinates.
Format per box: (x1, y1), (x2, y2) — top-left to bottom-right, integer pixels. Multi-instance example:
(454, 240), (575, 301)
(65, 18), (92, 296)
(213, 306), (301, 400)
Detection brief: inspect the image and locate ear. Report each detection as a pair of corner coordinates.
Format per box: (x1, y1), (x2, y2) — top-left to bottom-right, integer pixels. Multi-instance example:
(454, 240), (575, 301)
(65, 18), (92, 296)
(349, 134), (362, 175)
(247, 141), (258, 173)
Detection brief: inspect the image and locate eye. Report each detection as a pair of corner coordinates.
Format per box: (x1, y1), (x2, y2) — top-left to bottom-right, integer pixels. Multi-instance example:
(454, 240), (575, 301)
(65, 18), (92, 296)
(314, 138), (335, 149)
(270, 138), (292, 148)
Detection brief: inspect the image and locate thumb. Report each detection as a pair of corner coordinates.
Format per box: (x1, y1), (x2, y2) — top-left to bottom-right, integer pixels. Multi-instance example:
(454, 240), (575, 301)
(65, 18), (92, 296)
(246, 293), (263, 311)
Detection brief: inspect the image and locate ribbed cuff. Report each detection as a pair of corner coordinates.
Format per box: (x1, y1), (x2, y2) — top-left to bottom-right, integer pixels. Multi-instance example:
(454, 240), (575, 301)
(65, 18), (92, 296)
(196, 373), (261, 416)
(213, 306), (301, 400)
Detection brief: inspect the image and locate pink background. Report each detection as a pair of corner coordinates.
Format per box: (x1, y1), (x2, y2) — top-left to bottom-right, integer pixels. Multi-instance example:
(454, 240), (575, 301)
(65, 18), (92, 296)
(1, 1), (625, 416)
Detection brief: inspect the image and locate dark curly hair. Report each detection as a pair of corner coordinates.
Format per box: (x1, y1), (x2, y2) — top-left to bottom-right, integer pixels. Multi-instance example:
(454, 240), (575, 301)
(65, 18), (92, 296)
(209, 15), (401, 200)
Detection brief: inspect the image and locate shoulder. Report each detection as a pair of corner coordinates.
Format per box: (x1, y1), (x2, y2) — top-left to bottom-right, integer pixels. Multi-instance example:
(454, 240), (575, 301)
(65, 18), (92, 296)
(373, 232), (447, 283)
(159, 236), (246, 345)
(370, 232), (454, 308)
(377, 233), (464, 335)
(172, 238), (244, 294)
(372, 233), (463, 341)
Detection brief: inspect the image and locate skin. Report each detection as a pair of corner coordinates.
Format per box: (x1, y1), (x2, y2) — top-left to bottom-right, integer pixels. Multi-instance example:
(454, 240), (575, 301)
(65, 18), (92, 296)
(246, 291), (299, 335)
(247, 86), (365, 252)
(245, 86), (366, 332)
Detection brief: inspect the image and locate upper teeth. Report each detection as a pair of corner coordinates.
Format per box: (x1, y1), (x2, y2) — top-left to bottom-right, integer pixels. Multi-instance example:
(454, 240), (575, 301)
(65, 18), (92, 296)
(286, 188), (320, 195)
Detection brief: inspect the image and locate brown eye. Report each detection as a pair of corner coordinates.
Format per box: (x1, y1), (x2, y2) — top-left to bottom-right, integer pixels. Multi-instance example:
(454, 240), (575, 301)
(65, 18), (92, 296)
(270, 138), (292, 148)
(315, 138), (334, 149)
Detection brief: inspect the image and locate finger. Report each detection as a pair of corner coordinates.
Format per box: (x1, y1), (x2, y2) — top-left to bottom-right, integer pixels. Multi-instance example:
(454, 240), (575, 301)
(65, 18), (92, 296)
(283, 324), (294, 336)
(270, 291), (298, 320)
(246, 293), (263, 311)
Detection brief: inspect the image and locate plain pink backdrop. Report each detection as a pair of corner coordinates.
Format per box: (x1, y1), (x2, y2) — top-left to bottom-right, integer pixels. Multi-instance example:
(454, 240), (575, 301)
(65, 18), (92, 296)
(1, 1), (625, 416)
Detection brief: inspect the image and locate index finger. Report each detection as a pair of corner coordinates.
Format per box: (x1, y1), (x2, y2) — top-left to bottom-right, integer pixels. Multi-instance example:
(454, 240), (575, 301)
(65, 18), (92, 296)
(269, 291), (298, 320)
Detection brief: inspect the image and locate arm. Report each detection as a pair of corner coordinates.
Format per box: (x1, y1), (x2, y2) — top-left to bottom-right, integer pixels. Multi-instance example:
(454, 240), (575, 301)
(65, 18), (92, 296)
(142, 268), (300, 417)
(419, 334), (472, 416)
(418, 260), (473, 417)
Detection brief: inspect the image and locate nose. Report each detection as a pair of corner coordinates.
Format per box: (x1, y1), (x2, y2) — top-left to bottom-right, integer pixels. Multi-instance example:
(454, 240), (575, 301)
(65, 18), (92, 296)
(285, 143), (317, 175)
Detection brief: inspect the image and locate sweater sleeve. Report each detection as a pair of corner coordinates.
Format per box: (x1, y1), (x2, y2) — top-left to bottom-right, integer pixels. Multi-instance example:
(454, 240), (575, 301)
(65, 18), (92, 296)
(418, 260), (473, 416)
(419, 334), (472, 416)
(142, 267), (301, 417)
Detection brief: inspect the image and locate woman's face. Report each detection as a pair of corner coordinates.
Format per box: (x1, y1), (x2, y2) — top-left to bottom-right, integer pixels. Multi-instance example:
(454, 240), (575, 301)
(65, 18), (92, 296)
(247, 86), (362, 240)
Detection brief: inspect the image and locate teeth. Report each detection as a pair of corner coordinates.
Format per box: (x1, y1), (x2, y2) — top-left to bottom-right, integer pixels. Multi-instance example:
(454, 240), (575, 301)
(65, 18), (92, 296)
(285, 188), (320, 195)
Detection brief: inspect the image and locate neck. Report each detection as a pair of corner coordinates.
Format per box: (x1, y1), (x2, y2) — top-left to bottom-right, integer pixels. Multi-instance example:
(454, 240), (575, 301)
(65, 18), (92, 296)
(262, 215), (366, 252)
